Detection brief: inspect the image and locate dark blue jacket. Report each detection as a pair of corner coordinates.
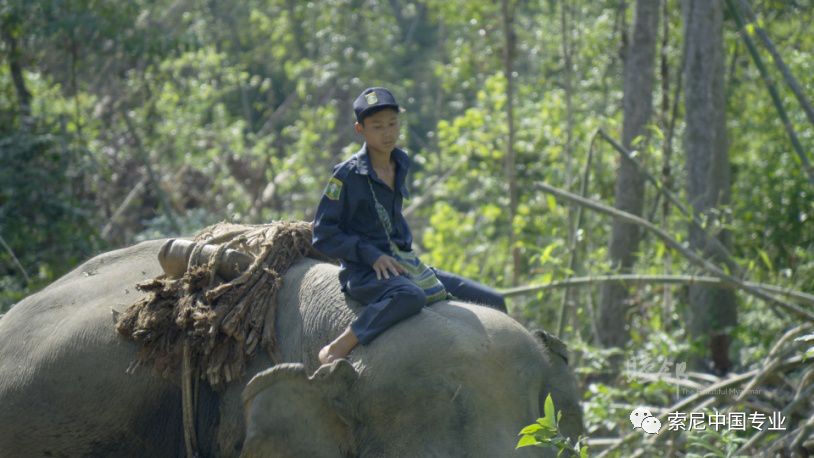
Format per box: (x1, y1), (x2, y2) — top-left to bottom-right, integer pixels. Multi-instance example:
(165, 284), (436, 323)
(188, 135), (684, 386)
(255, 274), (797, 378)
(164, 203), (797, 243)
(312, 144), (413, 286)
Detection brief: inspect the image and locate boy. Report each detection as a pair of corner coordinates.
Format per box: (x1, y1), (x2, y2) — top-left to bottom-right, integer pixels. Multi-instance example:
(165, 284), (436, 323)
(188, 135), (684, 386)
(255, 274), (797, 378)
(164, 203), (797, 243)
(313, 87), (506, 365)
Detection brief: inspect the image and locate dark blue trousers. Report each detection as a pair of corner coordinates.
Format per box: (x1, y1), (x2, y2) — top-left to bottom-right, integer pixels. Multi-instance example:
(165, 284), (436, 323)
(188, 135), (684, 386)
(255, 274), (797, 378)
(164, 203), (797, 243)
(347, 267), (506, 345)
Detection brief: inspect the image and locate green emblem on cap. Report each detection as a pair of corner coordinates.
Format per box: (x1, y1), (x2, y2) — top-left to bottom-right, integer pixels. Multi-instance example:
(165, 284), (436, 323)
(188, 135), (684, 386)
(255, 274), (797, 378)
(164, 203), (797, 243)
(324, 177), (343, 200)
(365, 92), (378, 105)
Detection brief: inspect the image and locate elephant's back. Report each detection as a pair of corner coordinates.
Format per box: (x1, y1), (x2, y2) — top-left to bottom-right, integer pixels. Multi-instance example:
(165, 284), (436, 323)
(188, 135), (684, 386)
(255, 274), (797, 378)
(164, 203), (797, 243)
(0, 239), (184, 458)
(0, 239), (166, 364)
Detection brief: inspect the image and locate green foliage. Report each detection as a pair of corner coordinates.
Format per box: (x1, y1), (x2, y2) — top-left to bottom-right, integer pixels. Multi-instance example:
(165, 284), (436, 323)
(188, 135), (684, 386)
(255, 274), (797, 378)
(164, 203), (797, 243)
(517, 393), (589, 457)
(1, 3), (813, 454)
(0, 128), (100, 312)
(683, 414), (747, 458)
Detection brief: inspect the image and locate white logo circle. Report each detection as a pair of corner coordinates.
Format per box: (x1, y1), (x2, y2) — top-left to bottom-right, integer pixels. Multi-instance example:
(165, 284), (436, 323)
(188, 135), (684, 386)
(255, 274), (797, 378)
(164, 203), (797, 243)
(630, 407), (661, 435)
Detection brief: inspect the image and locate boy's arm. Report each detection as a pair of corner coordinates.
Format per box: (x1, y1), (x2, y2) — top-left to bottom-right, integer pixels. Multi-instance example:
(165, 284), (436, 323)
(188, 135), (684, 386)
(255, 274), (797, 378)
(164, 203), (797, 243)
(312, 174), (385, 266)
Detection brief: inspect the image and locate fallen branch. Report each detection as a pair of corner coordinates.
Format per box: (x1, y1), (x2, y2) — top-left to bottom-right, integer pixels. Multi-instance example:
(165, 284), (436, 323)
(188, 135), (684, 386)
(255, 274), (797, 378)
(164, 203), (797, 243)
(791, 413), (814, 451)
(593, 325), (812, 456)
(501, 274), (814, 307)
(595, 355), (806, 457)
(736, 379), (814, 454)
(598, 129), (741, 275)
(735, 324), (812, 403)
(536, 182), (814, 322)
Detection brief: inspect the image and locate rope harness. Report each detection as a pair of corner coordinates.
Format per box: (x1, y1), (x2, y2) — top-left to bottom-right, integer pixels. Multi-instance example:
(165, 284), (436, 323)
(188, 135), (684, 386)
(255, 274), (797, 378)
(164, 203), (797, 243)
(115, 221), (333, 456)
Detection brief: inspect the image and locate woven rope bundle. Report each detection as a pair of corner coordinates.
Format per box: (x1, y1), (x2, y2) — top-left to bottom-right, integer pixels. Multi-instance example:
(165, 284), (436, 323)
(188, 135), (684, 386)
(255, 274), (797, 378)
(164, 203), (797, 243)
(116, 221), (332, 389)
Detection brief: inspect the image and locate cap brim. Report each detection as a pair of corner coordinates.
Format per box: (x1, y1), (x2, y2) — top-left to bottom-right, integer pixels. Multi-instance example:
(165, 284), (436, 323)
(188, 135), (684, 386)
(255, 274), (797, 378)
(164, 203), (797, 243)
(357, 104), (406, 121)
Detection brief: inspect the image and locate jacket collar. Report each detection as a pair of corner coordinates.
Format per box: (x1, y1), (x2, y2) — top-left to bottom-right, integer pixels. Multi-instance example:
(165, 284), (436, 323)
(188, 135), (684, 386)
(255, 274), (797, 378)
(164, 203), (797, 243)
(353, 143), (409, 174)
(353, 143), (410, 198)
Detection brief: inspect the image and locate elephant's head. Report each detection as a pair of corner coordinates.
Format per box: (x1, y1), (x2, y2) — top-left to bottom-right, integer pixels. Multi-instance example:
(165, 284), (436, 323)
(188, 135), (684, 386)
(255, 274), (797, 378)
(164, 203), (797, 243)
(241, 360), (359, 457)
(241, 302), (583, 457)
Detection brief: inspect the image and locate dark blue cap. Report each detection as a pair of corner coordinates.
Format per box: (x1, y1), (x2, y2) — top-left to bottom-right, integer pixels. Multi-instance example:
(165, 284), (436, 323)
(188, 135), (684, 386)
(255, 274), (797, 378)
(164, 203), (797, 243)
(353, 87), (404, 123)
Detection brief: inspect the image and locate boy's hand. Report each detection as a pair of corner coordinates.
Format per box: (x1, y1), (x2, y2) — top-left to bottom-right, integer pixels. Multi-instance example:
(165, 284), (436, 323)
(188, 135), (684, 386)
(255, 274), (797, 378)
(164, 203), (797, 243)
(373, 255), (406, 280)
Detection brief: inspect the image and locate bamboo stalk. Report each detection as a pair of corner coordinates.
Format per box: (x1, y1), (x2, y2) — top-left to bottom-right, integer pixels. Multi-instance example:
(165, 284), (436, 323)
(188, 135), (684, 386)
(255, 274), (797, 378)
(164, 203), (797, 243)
(536, 182), (814, 322)
(557, 130), (600, 338)
(737, 0), (814, 131)
(736, 380), (814, 454)
(624, 372), (705, 390)
(0, 232), (30, 284)
(501, 274), (814, 307)
(500, 0), (519, 285)
(790, 412), (814, 451)
(724, 0), (814, 184)
(734, 325), (812, 404)
(598, 129), (741, 275)
(402, 161), (463, 217)
(659, 0), (686, 320)
(598, 324), (811, 455)
(101, 177), (148, 241)
(597, 355), (805, 457)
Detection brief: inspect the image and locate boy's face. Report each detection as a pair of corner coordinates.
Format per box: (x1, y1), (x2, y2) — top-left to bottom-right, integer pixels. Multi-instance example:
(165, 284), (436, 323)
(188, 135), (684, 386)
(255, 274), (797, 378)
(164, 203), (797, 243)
(355, 108), (399, 155)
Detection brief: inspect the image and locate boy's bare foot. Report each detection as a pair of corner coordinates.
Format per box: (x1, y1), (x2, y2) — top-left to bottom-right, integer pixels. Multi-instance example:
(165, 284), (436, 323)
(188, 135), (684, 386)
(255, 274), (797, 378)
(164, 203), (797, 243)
(318, 345), (341, 365)
(318, 327), (359, 365)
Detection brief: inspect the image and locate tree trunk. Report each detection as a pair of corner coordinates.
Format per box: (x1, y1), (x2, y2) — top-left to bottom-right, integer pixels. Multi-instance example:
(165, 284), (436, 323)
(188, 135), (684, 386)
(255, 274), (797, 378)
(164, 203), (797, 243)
(682, 0), (737, 374)
(598, 0), (660, 349)
(1, 19), (33, 128)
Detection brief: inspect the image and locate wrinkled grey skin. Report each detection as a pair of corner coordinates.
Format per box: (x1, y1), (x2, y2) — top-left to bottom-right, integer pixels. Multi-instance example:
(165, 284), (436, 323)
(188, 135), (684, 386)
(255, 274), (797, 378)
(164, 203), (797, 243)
(0, 240), (583, 457)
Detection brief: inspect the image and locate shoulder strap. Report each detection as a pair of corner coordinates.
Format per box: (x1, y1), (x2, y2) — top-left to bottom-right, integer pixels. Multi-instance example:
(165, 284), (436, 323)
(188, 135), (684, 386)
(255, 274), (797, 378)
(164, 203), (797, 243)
(366, 176), (396, 243)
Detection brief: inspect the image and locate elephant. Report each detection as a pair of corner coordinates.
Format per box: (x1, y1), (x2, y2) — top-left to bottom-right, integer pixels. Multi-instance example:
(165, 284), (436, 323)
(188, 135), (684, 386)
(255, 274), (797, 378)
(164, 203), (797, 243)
(0, 238), (583, 457)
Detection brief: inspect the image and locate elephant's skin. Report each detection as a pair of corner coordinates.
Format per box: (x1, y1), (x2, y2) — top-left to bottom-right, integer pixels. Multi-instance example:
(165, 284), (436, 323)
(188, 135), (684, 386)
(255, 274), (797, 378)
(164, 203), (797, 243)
(243, 258), (584, 458)
(0, 239), (583, 457)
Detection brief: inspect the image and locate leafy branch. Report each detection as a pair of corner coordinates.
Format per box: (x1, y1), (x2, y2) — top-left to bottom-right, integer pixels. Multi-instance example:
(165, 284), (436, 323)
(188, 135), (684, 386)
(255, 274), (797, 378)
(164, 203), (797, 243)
(517, 393), (588, 457)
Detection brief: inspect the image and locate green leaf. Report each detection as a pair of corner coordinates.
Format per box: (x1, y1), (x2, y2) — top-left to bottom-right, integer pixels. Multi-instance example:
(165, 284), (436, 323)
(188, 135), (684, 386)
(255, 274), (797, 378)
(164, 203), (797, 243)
(537, 428), (558, 440)
(746, 23), (755, 36)
(546, 194), (557, 212)
(542, 271), (553, 284)
(757, 249), (773, 271)
(540, 242), (559, 263)
(516, 434), (541, 448)
(544, 393), (557, 427)
(536, 415), (556, 430)
(695, 440), (724, 455)
(656, 241), (665, 259)
(518, 424), (543, 435)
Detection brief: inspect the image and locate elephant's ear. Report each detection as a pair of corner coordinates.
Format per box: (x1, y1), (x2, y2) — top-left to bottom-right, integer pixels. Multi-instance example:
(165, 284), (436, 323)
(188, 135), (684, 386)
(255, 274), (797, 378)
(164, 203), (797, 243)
(531, 329), (584, 442)
(241, 360), (358, 458)
(532, 329), (569, 365)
